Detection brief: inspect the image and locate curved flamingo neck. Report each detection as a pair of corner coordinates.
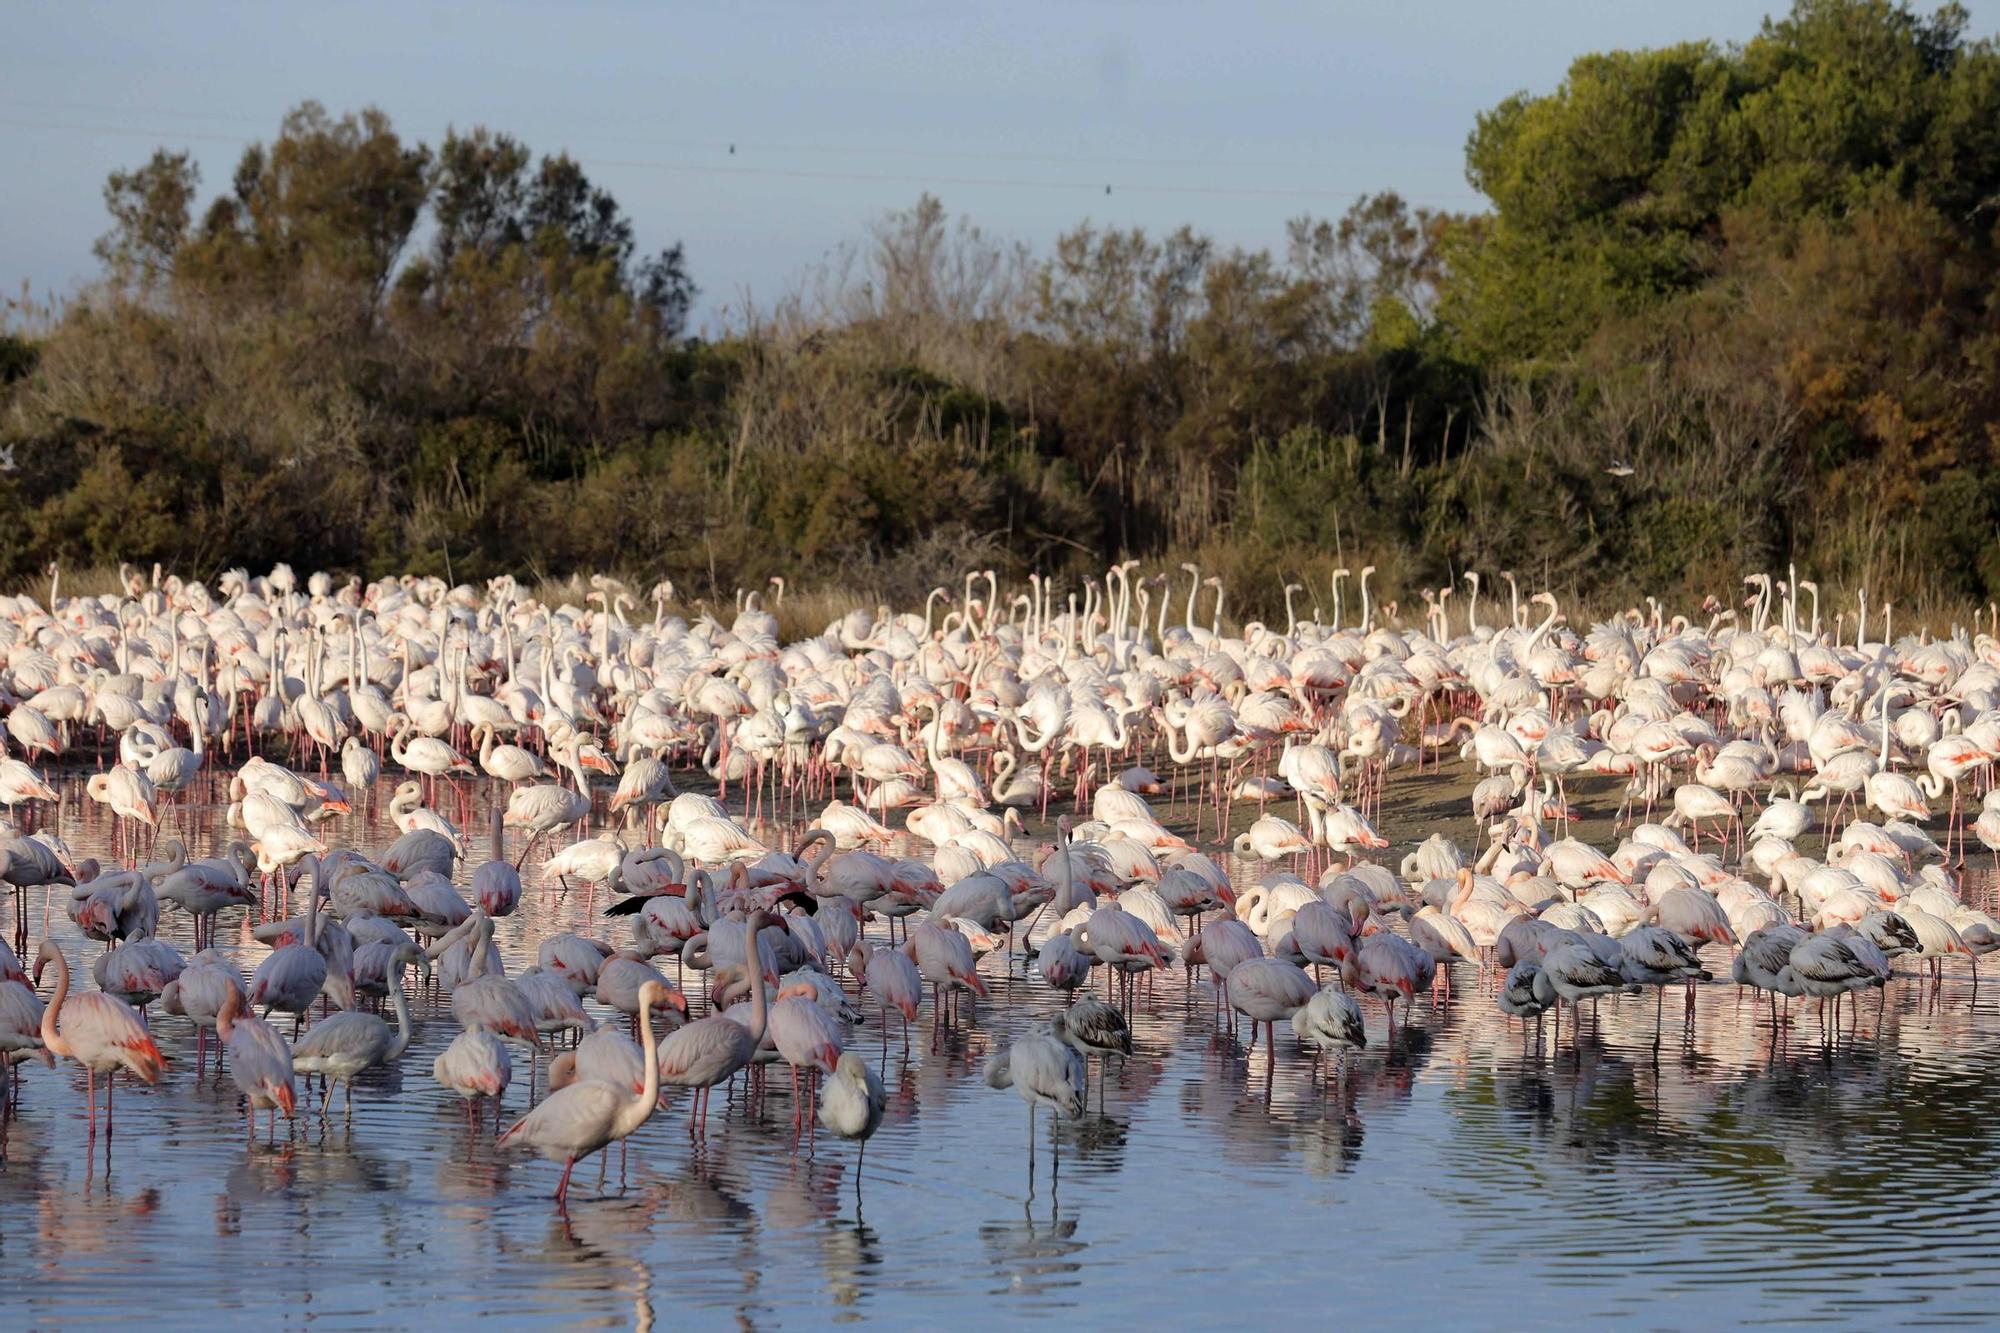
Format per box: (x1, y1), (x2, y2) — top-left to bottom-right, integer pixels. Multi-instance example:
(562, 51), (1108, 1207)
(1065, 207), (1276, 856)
(1054, 825), (1076, 915)
(562, 746), (591, 794)
(742, 912), (773, 1046)
(618, 989), (664, 1139)
(40, 949), (71, 1057)
(386, 966), (414, 1059)
(466, 916), (494, 979)
(1012, 713), (1051, 754)
(217, 987), (242, 1042)
(1103, 710), (1130, 750)
(799, 830), (834, 891)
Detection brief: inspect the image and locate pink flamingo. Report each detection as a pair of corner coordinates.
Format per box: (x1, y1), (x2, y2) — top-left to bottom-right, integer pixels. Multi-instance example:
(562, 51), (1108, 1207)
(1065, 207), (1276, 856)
(850, 939), (921, 1044)
(655, 934), (768, 1139)
(1225, 957), (1317, 1066)
(250, 853), (330, 1034)
(768, 981), (844, 1144)
(34, 939), (164, 1142)
(433, 1028), (512, 1129)
(216, 986), (297, 1142)
(906, 918), (987, 1023)
(498, 978), (671, 1212)
(1340, 934), (1423, 1041)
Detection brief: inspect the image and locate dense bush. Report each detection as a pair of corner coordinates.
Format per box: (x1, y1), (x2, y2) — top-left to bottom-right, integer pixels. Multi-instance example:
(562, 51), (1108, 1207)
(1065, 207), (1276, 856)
(8, 2), (2000, 624)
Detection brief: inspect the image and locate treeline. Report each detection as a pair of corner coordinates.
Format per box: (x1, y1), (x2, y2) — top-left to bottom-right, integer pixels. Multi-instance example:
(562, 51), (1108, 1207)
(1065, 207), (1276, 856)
(6, 0), (2000, 621)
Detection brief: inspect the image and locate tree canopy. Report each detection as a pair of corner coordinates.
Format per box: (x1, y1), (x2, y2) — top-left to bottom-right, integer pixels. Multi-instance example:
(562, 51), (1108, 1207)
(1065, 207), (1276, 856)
(6, 1), (2000, 619)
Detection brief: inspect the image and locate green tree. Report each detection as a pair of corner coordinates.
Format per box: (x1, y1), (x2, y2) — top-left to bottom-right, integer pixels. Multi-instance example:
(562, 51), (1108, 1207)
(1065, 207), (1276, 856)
(94, 149), (199, 285)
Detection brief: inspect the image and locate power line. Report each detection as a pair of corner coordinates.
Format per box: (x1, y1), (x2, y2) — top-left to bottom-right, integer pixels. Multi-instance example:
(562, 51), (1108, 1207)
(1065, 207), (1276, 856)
(0, 116), (258, 148)
(585, 150), (1462, 203)
(0, 93), (1477, 182)
(0, 100), (1488, 207)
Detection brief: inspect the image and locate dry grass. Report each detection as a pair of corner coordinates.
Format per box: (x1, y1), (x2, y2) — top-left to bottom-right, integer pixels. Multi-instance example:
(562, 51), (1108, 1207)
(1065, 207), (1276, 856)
(522, 574), (887, 642)
(8, 565), (128, 604)
(15, 562), (1994, 644)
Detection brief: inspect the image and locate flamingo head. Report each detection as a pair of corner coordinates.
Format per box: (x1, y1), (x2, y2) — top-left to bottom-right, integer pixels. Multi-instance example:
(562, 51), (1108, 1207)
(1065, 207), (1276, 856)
(31, 938), (61, 985)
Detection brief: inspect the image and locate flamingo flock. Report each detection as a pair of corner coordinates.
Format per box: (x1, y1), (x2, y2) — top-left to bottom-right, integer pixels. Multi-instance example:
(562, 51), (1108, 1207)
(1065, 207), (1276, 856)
(0, 560), (1995, 1210)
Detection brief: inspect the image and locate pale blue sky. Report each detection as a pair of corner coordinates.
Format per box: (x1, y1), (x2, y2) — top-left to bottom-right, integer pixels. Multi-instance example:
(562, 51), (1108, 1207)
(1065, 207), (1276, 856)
(6, 1), (1995, 332)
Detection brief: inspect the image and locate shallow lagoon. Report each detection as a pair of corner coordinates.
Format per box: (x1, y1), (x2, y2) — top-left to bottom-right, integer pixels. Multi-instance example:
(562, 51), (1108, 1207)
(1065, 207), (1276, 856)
(4, 765), (1997, 1330)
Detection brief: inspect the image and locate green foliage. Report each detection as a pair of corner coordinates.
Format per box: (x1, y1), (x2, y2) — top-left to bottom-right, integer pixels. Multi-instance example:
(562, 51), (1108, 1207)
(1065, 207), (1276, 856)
(6, 3), (2000, 624)
(95, 149), (199, 284)
(0, 336), (36, 385)
(1449, 1), (2000, 363)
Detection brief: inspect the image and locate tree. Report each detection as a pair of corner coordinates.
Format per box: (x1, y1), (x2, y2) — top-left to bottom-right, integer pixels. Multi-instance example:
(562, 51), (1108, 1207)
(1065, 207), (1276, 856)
(182, 101), (432, 314)
(94, 149), (198, 285)
(1284, 192), (1461, 350)
(430, 127), (531, 265)
(635, 243), (697, 338)
(525, 153), (632, 266)
(1446, 0), (2000, 367)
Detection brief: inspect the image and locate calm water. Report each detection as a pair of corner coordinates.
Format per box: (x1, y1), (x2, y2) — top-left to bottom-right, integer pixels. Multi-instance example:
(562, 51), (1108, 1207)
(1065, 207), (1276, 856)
(4, 769), (2000, 1330)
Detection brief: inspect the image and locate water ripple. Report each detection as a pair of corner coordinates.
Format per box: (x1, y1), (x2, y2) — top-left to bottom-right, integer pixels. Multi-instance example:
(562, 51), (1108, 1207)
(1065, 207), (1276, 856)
(5, 778), (2000, 1326)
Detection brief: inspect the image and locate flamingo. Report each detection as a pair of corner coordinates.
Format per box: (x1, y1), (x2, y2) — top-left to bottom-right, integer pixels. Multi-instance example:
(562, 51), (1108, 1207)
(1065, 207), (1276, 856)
(1619, 924), (1709, 1050)
(216, 985), (297, 1141)
(0, 761), (58, 818)
(1232, 815), (1312, 861)
(1497, 960), (1553, 1035)
(1290, 986), (1367, 1077)
(1536, 940), (1633, 1054)
(1225, 957), (1317, 1065)
(497, 978), (673, 1210)
(1305, 797), (1390, 854)
(768, 980), (846, 1143)
(391, 721), (474, 806)
(907, 918), (987, 1016)
(476, 722), (547, 784)
(984, 1019), (1084, 1178)
(249, 856), (332, 1033)
(818, 1051), (888, 1188)
(1779, 933), (1889, 1044)
(434, 1028), (512, 1129)
(340, 737), (381, 796)
(656, 911), (778, 1137)
(850, 938), (923, 1043)
(85, 765), (158, 861)
(503, 759), (595, 866)
(34, 940), (164, 1142)
(1055, 993), (1131, 1110)
(291, 952), (416, 1119)
(0, 977), (51, 1107)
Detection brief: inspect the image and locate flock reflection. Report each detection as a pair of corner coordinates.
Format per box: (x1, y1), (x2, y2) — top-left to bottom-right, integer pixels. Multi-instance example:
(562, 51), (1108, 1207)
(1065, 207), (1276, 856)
(4, 783), (2000, 1325)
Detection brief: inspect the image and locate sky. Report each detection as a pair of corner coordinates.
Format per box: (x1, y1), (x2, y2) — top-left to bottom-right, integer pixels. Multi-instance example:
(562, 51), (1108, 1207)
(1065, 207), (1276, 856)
(6, 1), (1997, 333)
